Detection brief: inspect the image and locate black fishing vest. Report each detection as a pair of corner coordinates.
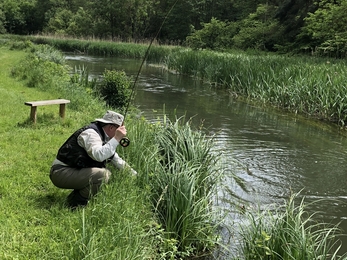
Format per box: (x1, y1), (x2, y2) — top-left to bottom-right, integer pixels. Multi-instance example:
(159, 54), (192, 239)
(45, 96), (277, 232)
(56, 122), (114, 168)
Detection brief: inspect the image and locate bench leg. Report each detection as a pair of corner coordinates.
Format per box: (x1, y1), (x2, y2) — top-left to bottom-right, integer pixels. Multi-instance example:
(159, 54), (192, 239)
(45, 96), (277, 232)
(59, 104), (66, 119)
(30, 106), (37, 123)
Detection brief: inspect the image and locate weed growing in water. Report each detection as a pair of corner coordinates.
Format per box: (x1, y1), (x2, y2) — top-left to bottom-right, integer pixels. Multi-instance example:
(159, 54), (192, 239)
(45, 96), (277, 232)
(236, 192), (347, 260)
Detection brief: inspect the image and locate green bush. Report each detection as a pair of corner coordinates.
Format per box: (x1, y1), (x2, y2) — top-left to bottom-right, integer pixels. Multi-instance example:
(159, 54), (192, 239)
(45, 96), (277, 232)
(10, 43), (105, 112)
(10, 44), (70, 89)
(97, 69), (132, 110)
(185, 17), (236, 50)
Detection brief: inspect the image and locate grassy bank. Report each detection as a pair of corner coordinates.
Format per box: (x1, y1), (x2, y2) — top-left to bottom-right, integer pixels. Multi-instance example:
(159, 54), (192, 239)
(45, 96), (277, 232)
(166, 50), (347, 127)
(2, 37), (346, 260)
(0, 45), (157, 259)
(21, 35), (347, 128)
(0, 42), (222, 259)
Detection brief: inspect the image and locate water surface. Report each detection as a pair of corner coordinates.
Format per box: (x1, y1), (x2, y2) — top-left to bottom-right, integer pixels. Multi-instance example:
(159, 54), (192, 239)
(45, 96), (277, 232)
(66, 54), (347, 257)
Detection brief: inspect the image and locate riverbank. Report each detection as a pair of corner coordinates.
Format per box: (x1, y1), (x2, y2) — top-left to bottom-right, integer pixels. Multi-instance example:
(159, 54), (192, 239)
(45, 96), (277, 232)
(2, 38), (347, 260)
(20, 35), (347, 130)
(0, 41), (223, 259)
(0, 45), (158, 259)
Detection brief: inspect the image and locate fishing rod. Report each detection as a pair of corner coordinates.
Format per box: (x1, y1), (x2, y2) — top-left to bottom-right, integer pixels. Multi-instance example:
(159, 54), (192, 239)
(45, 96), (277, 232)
(119, 0), (179, 147)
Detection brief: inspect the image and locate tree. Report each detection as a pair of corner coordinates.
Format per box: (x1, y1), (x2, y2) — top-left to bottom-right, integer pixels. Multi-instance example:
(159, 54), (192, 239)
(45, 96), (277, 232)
(302, 0), (347, 57)
(1, 0), (26, 34)
(87, 0), (155, 40)
(67, 7), (94, 37)
(0, 4), (6, 33)
(45, 8), (73, 35)
(185, 17), (236, 50)
(33, 0), (64, 32)
(274, 0), (316, 51)
(232, 4), (281, 51)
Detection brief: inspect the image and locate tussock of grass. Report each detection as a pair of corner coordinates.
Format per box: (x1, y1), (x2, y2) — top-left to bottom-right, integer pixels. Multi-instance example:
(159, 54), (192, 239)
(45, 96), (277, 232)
(236, 192), (347, 260)
(152, 116), (223, 254)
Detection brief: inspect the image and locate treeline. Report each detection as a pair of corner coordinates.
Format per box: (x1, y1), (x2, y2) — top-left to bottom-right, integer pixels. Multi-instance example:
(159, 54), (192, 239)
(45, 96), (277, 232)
(0, 0), (346, 57)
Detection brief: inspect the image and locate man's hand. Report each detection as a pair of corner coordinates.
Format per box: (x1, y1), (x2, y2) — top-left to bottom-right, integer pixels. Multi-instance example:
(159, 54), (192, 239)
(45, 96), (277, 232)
(114, 126), (127, 142)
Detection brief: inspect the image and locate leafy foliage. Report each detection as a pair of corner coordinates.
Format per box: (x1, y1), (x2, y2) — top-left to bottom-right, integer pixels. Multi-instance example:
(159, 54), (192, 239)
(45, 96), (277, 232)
(232, 4), (281, 51)
(302, 0), (347, 57)
(1, 0), (347, 56)
(10, 44), (69, 88)
(96, 69), (132, 110)
(186, 17), (236, 50)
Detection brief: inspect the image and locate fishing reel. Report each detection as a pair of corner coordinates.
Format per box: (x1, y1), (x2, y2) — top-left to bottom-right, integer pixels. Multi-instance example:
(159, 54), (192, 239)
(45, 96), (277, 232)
(120, 137), (130, 147)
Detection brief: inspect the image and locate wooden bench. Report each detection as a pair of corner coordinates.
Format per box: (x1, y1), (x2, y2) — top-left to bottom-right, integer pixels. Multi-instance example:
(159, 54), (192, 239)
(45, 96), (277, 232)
(24, 99), (70, 123)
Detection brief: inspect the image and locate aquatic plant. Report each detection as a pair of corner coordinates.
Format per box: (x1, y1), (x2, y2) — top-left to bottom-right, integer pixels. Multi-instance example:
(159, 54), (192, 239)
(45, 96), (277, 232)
(236, 192), (346, 260)
(151, 116), (223, 256)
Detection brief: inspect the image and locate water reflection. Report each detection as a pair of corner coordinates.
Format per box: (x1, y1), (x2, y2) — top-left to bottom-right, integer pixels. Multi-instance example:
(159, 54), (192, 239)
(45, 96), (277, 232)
(65, 54), (347, 257)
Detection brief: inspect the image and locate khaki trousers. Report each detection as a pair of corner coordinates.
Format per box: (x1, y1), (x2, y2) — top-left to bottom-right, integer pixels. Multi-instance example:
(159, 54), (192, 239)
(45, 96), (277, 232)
(50, 165), (111, 199)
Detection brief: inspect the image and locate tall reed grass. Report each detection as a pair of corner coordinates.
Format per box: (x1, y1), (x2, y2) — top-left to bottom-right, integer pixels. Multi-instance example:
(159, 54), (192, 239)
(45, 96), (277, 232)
(151, 116), (223, 256)
(235, 193), (347, 260)
(23, 35), (347, 127)
(166, 50), (347, 126)
(24, 35), (178, 64)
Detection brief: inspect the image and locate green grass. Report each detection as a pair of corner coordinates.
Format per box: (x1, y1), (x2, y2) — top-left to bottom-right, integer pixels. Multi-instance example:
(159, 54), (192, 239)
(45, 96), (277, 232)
(235, 192), (347, 260)
(0, 45), (159, 260)
(0, 42), (223, 259)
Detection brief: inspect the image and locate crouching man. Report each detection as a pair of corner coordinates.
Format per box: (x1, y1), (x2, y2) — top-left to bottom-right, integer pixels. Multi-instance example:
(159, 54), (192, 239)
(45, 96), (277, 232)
(50, 110), (137, 209)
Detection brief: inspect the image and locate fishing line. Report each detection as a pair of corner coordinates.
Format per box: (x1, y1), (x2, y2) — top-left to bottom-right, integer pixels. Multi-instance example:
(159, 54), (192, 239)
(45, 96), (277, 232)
(120, 0), (179, 147)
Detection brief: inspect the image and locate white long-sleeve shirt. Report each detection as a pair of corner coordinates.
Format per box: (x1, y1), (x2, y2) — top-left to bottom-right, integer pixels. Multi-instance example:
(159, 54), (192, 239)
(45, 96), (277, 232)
(52, 128), (127, 170)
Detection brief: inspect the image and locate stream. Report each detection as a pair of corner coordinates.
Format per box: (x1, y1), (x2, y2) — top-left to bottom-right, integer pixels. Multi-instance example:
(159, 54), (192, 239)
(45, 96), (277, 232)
(66, 54), (347, 258)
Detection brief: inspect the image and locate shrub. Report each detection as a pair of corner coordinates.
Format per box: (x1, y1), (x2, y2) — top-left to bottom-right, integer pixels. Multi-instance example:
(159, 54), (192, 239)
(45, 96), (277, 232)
(97, 69), (132, 110)
(10, 44), (70, 89)
(185, 17), (236, 50)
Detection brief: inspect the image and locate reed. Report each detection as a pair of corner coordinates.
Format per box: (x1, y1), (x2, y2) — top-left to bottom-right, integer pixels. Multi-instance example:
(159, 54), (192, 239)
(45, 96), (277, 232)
(236, 193), (346, 260)
(149, 116), (223, 256)
(166, 50), (347, 125)
(113, 113), (224, 257)
(14, 35), (347, 125)
(24, 35), (176, 63)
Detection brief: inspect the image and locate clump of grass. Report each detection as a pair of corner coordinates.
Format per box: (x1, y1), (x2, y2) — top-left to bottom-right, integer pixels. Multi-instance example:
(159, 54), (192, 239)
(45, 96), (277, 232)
(236, 192), (346, 260)
(70, 171), (158, 260)
(148, 116), (223, 257)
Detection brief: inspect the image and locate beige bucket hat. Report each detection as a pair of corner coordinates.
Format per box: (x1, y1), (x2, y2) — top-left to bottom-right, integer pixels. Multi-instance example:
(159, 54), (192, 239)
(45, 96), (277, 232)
(95, 110), (124, 126)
